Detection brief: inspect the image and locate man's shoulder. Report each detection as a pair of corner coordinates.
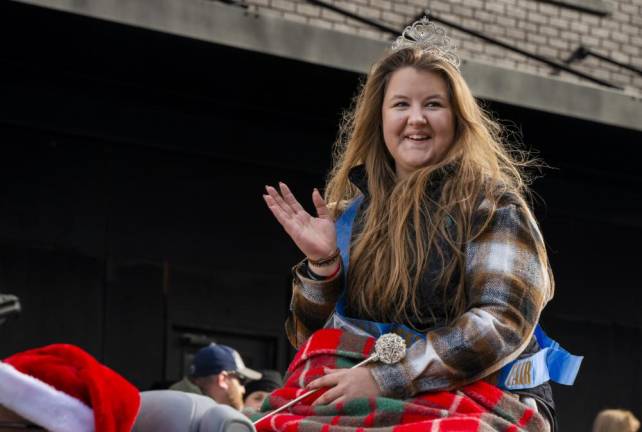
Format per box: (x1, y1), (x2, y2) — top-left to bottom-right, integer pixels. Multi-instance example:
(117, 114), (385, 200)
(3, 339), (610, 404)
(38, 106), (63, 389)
(169, 376), (203, 395)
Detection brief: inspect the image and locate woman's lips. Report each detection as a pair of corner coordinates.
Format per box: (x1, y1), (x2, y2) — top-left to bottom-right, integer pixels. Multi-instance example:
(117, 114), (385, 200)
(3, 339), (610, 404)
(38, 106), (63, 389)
(404, 134), (432, 142)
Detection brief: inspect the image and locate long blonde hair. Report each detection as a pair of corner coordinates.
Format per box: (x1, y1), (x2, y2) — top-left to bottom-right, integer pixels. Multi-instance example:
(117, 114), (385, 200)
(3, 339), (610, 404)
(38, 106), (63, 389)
(325, 48), (551, 325)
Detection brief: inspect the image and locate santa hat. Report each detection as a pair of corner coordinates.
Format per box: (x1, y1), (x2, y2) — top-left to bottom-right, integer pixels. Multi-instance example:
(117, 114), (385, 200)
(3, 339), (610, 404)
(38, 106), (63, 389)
(0, 344), (140, 432)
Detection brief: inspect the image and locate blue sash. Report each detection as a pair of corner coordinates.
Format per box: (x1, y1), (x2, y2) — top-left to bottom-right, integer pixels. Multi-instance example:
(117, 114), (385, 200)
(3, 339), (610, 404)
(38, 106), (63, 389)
(331, 196), (582, 390)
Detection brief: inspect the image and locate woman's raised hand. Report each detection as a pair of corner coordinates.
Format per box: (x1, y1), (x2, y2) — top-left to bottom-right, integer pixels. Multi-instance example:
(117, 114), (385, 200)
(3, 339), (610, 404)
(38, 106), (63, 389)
(263, 182), (336, 262)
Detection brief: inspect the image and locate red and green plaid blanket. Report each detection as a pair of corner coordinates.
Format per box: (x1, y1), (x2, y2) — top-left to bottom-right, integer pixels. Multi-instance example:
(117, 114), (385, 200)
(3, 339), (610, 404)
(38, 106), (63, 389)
(254, 329), (547, 432)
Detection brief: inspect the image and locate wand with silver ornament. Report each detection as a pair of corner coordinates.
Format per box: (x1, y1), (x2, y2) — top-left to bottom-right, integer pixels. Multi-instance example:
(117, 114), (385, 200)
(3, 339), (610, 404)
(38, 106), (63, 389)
(253, 333), (406, 426)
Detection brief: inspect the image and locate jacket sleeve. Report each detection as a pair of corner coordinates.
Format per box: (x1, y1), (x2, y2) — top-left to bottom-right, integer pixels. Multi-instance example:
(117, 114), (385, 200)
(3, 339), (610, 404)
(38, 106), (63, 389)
(285, 260), (344, 348)
(369, 197), (553, 397)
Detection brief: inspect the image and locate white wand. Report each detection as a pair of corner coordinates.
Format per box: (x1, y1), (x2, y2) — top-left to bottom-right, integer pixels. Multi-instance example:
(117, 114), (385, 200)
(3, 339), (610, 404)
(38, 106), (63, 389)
(253, 333), (406, 426)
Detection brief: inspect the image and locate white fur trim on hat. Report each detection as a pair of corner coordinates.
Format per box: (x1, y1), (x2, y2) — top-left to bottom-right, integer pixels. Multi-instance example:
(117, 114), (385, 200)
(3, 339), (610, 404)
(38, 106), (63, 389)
(0, 361), (94, 432)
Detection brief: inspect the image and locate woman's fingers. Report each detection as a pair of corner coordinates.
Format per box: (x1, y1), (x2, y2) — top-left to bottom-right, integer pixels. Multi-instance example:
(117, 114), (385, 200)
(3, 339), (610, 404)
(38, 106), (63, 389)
(312, 188), (331, 220)
(279, 182), (306, 215)
(265, 185), (294, 217)
(312, 384), (343, 406)
(307, 369), (340, 390)
(263, 194), (290, 228)
(306, 376), (325, 390)
(332, 396), (346, 406)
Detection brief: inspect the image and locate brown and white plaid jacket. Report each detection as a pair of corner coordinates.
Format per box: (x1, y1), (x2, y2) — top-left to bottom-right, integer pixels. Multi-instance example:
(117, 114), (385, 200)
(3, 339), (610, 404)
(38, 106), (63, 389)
(286, 169), (553, 399)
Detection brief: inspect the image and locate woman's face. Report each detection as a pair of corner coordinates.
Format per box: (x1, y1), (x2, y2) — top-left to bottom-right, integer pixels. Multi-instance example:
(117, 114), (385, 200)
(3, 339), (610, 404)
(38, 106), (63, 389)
(381, 67), (455, 180)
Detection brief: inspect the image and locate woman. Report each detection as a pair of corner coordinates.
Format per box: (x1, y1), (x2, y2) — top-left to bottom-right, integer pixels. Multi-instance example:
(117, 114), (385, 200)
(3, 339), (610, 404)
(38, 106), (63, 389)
(264, 18), (556, 429)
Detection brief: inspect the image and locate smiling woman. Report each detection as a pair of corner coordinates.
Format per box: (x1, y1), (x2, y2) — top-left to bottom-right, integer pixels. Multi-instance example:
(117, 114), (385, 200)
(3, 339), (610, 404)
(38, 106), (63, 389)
(261, 17), (564, 432)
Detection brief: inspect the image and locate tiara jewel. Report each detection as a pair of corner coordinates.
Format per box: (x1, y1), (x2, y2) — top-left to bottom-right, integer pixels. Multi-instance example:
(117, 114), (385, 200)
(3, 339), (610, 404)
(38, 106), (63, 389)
(391, 16), (461, 69)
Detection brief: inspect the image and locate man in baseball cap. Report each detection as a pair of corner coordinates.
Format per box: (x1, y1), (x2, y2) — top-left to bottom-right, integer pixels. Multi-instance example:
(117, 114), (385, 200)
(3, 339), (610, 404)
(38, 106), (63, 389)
(170, 343), (261, 411)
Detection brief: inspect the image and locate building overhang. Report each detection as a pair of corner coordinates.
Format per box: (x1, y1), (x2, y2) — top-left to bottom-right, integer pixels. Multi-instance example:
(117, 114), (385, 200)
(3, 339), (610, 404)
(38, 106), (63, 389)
(14, 0), (642, 132)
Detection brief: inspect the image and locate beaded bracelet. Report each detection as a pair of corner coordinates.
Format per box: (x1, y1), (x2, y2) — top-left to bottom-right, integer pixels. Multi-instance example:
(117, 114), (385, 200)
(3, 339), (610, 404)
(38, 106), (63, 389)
(307, 261), (341, 280)
(308, 248), (341, 267)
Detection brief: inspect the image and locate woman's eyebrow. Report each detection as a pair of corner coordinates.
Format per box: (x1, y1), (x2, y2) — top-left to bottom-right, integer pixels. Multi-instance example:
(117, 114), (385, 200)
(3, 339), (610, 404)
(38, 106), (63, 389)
(388, 93), (446, 100)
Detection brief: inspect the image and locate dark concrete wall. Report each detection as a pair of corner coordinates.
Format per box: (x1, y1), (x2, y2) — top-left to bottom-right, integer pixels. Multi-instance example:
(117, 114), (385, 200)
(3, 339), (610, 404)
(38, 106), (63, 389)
(0, 2), (640, 430)
(0, 0), (358, 387)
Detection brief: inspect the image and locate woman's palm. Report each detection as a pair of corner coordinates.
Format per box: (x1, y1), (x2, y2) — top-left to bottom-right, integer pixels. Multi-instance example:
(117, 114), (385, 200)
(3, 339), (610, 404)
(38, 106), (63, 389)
(289, 211), (336, 260)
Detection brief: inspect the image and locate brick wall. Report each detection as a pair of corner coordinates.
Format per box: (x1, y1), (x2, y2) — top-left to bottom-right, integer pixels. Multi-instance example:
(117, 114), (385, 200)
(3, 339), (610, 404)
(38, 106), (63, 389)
(245, 0), (642, 96)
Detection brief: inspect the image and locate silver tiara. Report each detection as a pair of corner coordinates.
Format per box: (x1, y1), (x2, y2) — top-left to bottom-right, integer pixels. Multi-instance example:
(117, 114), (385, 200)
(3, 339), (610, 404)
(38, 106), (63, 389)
(391, 16), (460, 69)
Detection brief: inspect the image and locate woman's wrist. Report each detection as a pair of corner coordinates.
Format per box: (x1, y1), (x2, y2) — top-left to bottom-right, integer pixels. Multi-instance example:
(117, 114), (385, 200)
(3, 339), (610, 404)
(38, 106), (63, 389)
(308, 260), (341, 278)
(307, 248), (341, 277)
(308, 248), (340, 266)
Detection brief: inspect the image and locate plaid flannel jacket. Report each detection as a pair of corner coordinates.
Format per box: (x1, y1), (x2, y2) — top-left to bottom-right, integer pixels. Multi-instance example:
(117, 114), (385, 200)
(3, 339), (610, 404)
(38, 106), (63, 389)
(285, 174), (553, 398)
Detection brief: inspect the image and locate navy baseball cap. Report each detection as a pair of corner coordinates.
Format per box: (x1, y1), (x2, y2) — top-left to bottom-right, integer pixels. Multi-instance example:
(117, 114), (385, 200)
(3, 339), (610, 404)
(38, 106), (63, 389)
(190, 343), (261, 381)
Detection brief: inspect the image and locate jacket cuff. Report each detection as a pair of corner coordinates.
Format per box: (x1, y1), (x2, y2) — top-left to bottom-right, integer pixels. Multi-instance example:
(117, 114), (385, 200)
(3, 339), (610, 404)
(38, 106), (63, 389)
(369, 361), (413, 399)
(292, 259), (343, 305)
